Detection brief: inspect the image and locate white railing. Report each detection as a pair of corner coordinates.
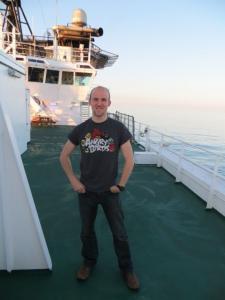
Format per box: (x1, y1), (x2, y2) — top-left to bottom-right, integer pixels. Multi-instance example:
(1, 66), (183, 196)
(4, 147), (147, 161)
(134, 120), (225, 181)
(0, 13), (118, 68)
(91, 43), (119, 67)
(133, 119), (225, 215)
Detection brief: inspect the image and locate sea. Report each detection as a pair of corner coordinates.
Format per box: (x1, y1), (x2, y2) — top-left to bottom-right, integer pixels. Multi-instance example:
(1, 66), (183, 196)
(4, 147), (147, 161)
(111, 105), (225, 176)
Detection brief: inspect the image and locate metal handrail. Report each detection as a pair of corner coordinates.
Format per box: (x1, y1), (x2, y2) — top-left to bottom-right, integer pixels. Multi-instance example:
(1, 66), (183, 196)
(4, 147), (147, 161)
(0, 12), (118, 67)
(134, 120), (225, 159)
(134, 119), (225, 179)
(110, 111), (225, 180)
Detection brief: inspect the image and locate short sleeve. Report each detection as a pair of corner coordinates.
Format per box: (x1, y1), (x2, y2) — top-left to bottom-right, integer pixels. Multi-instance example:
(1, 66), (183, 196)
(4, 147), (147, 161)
(119, 123), (132, 146)
(68, 126), (80, 145)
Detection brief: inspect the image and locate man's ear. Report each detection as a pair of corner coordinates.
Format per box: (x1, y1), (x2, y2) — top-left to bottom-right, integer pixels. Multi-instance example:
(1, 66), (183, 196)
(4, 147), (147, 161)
(108, 100), (111, 106)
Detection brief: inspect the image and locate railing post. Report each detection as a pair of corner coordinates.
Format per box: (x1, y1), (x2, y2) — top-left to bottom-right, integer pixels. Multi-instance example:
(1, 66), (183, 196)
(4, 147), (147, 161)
(12, 27), (16, 58)
(53, 34), (58, 59)
(138, 122), (142, 144)
(33, 39), (36, 57)
(132, 116), (135, 140)
(146, 127), (151, 152)
(128, 116), (130, 134)
(144, 126), (150, 151)
(175, 143), (184, 182)
(157, 134), (164, 167)
(88, 34), (91, 63)
(206, 155), (221, 209)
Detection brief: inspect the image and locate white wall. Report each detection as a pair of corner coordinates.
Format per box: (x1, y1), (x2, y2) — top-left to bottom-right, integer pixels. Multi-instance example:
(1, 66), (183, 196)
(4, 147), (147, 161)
(0, 50), (29, 154)
(0, 102), (52, 271)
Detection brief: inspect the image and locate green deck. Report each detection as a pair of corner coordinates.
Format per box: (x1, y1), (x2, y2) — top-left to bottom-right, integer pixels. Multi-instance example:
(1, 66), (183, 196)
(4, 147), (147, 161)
(1, 126), (225, 300)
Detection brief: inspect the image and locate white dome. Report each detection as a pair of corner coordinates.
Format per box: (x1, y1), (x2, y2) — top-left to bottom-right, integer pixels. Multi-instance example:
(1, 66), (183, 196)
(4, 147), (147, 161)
(72, 9), (87, 27)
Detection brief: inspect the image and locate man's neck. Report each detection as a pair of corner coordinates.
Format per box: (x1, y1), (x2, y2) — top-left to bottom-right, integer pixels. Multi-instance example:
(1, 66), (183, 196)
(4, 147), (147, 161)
(91, 114), (108, 123)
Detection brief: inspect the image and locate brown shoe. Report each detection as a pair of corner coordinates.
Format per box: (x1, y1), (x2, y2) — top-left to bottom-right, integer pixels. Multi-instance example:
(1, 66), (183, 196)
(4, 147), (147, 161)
(76, 265), (92, 281)
(122, 271), (140, 291)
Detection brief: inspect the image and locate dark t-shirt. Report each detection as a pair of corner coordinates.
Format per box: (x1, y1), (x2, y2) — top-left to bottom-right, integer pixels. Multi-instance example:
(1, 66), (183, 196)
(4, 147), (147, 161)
(68, 117), (132, 192)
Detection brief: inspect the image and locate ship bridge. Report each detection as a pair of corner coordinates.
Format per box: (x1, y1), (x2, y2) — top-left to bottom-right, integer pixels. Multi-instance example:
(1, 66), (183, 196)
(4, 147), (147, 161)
(0, 3), (118, 69)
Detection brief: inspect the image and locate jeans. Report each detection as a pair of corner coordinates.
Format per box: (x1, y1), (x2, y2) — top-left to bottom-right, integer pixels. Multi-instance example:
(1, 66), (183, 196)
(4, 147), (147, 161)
(78, 191), (133, 272)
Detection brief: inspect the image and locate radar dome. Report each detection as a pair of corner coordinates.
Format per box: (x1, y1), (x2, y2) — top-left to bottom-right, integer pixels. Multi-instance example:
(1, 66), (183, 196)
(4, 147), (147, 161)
(72, 9), (87, 27)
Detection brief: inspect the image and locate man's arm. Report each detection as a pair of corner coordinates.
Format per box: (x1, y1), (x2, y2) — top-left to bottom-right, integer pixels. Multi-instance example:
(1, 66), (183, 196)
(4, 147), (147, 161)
(59, 140), (86, 193)
(110, 140), (134, 193)
(118, 139), (134, 186)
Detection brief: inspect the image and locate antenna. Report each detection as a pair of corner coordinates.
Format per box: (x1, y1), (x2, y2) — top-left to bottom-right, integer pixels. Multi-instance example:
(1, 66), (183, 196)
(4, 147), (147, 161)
(55, 0), (58, 25)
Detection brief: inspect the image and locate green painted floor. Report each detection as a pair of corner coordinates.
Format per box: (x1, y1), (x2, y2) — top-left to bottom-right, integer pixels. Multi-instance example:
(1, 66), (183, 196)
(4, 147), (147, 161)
(1, 126), (225, 300)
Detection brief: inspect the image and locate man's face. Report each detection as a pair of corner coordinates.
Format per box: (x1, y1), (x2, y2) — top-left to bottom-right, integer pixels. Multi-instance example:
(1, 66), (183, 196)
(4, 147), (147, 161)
(89, 88), (111, 118)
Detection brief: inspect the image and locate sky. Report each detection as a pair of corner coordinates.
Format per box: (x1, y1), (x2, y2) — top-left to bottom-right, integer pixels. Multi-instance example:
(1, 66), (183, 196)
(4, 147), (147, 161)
(2, 0), (225, 124)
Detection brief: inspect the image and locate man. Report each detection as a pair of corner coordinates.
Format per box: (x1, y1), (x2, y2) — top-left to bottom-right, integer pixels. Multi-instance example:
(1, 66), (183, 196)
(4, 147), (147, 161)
(60, 86), (140, 291)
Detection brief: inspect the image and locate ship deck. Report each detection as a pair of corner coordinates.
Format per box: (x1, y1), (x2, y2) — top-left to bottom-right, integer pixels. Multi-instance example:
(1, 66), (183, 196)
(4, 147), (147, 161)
(1, 126), (225, 300)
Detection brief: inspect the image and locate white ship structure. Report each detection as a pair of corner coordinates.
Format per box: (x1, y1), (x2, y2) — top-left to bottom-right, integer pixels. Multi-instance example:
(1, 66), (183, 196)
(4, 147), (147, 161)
(0, 0), (118, 125)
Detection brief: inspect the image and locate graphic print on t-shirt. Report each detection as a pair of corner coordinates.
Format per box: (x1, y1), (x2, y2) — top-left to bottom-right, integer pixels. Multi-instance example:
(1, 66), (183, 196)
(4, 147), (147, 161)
(81, 128), (115, 153)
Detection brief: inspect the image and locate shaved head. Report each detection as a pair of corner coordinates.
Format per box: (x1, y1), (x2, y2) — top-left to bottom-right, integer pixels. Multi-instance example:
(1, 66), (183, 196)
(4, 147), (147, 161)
(89, 86), (110, 102)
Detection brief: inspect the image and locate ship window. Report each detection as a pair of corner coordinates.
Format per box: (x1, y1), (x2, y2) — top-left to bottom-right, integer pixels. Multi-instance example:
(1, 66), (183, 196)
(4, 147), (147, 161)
(46, 69), (59, 84)
(62, 71), (74, 85)
(16, 57), (24, 61)
(28, 67), (44, 82)
(75, 72), (92, 86)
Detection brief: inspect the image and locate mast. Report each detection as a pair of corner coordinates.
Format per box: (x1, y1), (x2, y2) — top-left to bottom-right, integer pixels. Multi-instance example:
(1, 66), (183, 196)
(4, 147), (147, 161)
(0, 0), (34, 41)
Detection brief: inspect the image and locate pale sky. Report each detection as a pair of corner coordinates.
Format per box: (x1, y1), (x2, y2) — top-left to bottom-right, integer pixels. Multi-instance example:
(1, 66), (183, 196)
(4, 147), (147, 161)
(3, 0), (225, 117)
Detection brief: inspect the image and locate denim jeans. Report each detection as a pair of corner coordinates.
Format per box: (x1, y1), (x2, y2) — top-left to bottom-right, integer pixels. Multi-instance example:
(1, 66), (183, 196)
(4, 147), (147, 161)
(78, 191), (133, 271)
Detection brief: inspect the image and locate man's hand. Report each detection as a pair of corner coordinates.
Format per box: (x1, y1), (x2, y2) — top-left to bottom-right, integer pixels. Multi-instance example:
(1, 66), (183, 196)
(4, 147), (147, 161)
(60, 140), (86, 194)
(110, 185), (120, 193)
(70, 177), (86, 193)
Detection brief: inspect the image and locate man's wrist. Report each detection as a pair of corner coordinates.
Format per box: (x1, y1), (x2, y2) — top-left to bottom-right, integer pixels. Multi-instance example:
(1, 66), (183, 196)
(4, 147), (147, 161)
(117, 184), (125, 192)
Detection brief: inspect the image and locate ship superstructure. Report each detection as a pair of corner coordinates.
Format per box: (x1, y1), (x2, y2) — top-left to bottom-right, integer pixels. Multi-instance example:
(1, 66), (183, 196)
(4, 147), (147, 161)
(0, 0), (118, 125)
